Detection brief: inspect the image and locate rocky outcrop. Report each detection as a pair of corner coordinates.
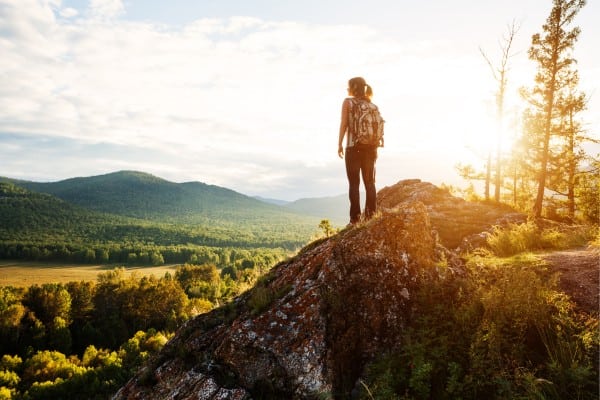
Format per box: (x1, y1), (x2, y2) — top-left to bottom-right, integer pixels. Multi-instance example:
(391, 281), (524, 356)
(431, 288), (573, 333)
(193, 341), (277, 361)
(377, 179), (526, 249)
(113, 200), (463, 400)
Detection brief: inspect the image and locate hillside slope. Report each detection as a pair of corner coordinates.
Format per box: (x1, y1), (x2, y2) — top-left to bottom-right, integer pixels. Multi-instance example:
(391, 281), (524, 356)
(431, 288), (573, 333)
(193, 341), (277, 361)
(1, 171), (324, 249)
(377, 179), (526, 249)
(0, 181), (121, 236)
(114, 201), (453, 399)
(0, 181), (314, 251)
(9, 170), (311, 225)
(114, 179), (598, 400)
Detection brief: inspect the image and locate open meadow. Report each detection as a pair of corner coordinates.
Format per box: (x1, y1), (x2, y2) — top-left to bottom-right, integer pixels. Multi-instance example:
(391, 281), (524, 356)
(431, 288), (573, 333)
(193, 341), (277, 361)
(0, 260), (178, 287)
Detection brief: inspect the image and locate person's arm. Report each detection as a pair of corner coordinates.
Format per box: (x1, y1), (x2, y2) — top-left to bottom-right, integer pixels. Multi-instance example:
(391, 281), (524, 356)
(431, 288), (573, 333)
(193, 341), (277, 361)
(338, 99), (349, 158)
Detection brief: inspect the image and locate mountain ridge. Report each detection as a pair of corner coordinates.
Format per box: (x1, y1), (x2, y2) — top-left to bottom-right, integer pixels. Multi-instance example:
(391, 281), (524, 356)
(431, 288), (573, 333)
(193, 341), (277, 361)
(0, 172), (321, 253)
(284, 193), (353, 226)
(6, 170), (281, 221)
(2, 170), (348, 225)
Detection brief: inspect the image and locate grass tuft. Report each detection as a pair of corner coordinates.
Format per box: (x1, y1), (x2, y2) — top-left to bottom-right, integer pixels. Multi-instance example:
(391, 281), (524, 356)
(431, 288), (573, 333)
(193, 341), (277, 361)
(486, 222), (596, 256)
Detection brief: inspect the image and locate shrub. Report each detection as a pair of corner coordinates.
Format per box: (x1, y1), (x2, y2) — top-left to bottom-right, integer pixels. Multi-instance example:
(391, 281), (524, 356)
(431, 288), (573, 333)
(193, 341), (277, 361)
(486, 222), (540, 256)
(486, 222), (596, 256)
(357, 253), (599, 400)
(248, 283), (292, 316)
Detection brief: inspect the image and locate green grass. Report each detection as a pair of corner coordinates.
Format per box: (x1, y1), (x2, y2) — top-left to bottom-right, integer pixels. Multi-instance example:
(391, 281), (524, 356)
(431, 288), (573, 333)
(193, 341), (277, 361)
(486, 221), (596, 257)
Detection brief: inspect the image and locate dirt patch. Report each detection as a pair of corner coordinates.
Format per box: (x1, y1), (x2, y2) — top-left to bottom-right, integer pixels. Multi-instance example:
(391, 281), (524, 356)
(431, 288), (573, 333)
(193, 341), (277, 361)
(542, 247), (599, 316)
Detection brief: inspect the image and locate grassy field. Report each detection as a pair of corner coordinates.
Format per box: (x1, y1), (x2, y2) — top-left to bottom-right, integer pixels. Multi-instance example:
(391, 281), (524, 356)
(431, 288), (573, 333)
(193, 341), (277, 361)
(0, 261), (179, 287)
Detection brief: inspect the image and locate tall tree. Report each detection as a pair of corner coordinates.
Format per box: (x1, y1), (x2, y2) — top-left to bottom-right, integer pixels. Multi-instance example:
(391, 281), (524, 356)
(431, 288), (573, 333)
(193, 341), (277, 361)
(521, 0), (586, 218)
(480, 20), (520, 201)
(547, 73), (587, 220)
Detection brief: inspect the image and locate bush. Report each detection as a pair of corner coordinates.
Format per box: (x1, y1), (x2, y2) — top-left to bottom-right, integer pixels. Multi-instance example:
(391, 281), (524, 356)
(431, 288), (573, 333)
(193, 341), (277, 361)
(0, 387), (13, 400)
(357, 253), (599, 400)
(486, 222), (596, 256)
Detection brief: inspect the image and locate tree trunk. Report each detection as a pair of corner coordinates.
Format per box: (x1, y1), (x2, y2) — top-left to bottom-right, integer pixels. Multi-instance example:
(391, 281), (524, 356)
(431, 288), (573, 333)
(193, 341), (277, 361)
(567, 109), (576, 220)
(485, 152), (491, 200)
(533, 96), (555, 219)
(494, 85), (505, 202)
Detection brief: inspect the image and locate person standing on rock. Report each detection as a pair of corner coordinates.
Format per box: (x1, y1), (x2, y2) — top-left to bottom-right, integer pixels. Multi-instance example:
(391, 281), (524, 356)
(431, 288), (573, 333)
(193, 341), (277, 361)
(338, 76), (384, 225)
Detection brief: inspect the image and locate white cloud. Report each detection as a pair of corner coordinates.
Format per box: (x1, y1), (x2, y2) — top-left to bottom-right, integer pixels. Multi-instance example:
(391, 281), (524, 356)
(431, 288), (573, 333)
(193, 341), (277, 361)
(88, 0), (124, 19)
(59, 7), (78, 18)
(0, 0), (598, 199)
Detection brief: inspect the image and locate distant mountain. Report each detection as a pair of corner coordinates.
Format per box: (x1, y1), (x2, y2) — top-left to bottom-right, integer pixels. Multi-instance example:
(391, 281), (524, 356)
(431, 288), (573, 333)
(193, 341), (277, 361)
(0, 179), (318, 253)
(253, 196), (290, 206)
(7, 171), (312, 226)
(284, 193), (356, 226)
(1, 171), (323, 250)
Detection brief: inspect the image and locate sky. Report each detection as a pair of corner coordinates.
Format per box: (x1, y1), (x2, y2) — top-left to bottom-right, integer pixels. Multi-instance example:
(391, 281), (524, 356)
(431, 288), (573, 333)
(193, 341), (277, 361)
(1, 0), (599, 201)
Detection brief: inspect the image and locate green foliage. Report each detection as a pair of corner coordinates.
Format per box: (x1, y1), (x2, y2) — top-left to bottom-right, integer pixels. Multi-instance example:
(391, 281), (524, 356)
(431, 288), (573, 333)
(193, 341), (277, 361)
(0, 288), (25, 331)
(0, 174), (320, 259)
(0, 308), (174, 399)
(21, 350), (85, 387)
(119, 329), (171, 371)
(0, 238), (283, 398)
(10, 329), (170, 400)
(0, 370), (19, 389)
(23, 284), (72, 327)
(248, 281), (292, 316)
(0, 356), (22, 373)
(575, 165), (600, 223)
(318, 219), (336, 237)
(358, 253), (599, 400)
(0, 386), (14, 400)
(0, 177), (315, 301)
(11, 171), (305, 225)
(0, 173), (308, 398)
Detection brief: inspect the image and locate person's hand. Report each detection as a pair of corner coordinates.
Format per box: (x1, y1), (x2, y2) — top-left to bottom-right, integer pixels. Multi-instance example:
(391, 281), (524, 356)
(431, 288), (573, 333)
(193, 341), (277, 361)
(338, 145), (344, 158)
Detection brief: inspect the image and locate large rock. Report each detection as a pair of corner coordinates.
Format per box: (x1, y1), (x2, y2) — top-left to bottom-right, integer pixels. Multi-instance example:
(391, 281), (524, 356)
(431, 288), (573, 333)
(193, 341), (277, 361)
(377, 179), (526, 249)
(113, 201), (461, 399)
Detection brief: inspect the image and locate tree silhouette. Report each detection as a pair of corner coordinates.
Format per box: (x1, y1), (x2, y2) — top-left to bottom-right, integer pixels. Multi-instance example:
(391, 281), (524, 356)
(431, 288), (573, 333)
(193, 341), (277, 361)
(521, 0), (586, 218)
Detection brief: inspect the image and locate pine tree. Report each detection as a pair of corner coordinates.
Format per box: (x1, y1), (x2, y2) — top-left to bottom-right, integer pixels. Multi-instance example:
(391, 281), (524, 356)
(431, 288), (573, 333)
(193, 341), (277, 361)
(546, 72), (587, 220)
(520, 0), (586, 218)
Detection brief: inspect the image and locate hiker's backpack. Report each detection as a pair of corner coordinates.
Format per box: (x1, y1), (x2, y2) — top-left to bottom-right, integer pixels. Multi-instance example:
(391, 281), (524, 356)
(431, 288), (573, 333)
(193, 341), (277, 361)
(349, 98), (385, 147)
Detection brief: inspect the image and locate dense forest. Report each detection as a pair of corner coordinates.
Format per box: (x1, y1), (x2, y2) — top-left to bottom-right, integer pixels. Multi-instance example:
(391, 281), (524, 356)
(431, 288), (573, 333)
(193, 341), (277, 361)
(0, 173), (317, 398)
(0, 172), (319, 398)
(0, 260), (270, 399)
(0, 178), (319, 265)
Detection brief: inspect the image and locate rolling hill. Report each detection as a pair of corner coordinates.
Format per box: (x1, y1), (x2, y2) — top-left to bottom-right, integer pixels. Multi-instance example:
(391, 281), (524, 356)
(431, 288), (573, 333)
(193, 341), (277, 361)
(0, 180), (116, 235)
(8, 171), (308, 225)
(0, 172), (325, 252)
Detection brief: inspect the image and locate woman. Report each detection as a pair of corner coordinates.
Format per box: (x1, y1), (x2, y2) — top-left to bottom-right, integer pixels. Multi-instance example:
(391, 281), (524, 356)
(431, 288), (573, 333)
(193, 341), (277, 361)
(338, 76), (378, 225)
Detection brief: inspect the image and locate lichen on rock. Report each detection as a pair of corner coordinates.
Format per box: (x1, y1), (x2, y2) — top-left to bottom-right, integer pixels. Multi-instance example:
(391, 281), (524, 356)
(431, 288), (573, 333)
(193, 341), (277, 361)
(114, 196), (465, 400)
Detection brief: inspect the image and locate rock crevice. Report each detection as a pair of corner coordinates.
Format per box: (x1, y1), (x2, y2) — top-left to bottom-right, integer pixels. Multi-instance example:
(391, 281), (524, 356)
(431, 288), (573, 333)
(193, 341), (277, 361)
(116, 180), (521, 399)
(115, 201), (451, 399)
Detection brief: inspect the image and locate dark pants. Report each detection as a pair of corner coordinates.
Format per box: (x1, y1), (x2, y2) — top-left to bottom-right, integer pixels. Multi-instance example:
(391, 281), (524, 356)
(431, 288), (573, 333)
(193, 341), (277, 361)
(345, 145), (377, 224)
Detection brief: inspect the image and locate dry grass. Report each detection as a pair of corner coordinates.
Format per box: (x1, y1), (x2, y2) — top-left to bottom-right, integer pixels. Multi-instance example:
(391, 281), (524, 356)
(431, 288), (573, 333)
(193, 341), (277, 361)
(0, 261), (178, 287)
